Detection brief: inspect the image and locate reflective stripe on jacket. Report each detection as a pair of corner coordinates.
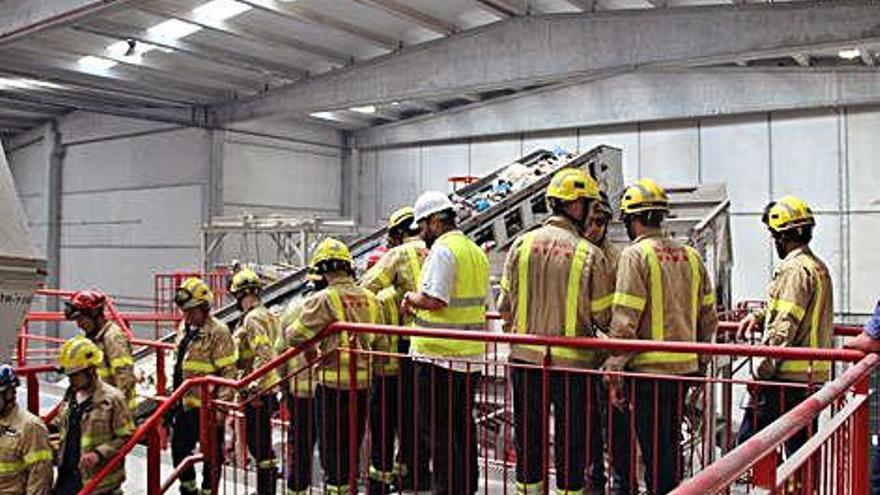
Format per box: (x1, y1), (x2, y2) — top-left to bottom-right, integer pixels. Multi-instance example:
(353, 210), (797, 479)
(234, 305), (281, 392)
(608, 230), (718, 375)
(290, 277), (379, 389)
(373, 286), (402, 376)
(53, 380), (134, 493)
(92, 321), (137, 411)
(361, 238), (427, 327)
(497, 216), (614, 367)
(278, 300), (316, 398)
(754, 246), (834, 382)
(412, 230), (490, 358)
(0, 405), (52, 495)
(174, 315), (237, 409)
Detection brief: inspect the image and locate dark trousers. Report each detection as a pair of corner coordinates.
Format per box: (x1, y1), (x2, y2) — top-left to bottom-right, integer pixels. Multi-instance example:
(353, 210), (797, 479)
(418, 363), (479, 495)
(631, 378), (688, 495)
(588, 379), (633, 494)
(245, 395), (278, 494)
(398, 340), (430, 490)
(873, 440), (880, 495)
(316, 385), (368, 491)
(737, 384), (813, 456)
(171, 408), (224, 495)
(286, 395), (316, 493)
(511, 363), (590, 493)
(369, 374), (400, 491)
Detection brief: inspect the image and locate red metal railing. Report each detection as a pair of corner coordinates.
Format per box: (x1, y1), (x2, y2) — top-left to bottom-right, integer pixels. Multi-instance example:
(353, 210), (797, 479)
(78, 320), (871, 495)
(673, 352), (877, 495)
(153, 270), (230, 316)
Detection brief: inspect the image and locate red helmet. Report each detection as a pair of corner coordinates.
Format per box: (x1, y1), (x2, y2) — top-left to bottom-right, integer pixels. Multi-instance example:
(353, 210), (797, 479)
(366, 246), (388, 271)
(64, 290), (107, 320)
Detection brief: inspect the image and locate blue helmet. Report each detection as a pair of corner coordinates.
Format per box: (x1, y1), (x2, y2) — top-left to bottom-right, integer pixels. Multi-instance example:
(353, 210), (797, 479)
(0, 365), (19, 392)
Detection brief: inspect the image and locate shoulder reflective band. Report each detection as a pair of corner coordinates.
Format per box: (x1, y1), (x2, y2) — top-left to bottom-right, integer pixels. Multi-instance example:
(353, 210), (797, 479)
(686, 247), (701, 336)
(768, 298), (807, 322)
(405, 245), (422, 290)
(639, 242), (664, 342)
(327, 288), (346, 322)
(516, 233), (537, 334)
(367, 294), (379, 324)
(565, 240), (589, 337)
(779, 256), (830, 374)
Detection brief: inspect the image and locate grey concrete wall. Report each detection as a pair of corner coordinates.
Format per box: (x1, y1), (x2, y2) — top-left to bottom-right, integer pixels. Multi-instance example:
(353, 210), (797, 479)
(358, 106), (880, 322)
(6, 112), (346, 320)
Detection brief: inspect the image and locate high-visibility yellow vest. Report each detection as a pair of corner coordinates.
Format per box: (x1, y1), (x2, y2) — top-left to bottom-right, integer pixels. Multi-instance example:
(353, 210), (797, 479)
(411, 231), (489, 358)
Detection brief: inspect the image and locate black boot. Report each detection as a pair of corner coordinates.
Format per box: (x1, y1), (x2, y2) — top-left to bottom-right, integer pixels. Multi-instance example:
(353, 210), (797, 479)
(256, 466), (277, 495)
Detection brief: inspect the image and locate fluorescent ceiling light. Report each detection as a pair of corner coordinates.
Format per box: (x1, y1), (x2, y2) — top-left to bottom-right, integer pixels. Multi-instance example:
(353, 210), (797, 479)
(838, 48), (861, 60)
(107, 40), (158, 63)
(0, 77), (62, 90)
(193, 0), (251, 21)
(148, 19), (201, 40)
(310, 111), (339, 121)
(78, 55), (118, 71)
(349, 105), (377, 114)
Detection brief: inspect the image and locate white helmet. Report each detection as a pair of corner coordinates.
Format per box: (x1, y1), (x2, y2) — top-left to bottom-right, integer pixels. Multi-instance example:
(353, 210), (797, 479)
(412, 191), (455, 228)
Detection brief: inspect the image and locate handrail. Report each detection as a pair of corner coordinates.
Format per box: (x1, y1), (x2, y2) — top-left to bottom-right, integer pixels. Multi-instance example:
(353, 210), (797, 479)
(79, 320), (869, 494)
(669, 352), (879, 495)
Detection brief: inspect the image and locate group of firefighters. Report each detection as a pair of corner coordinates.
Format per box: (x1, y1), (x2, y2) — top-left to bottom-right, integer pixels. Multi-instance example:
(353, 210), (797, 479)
(0, 166), (840, 495)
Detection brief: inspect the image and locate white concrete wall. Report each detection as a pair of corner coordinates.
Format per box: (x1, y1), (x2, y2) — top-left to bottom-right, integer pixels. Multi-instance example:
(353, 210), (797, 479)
(358, 106), (880, 321)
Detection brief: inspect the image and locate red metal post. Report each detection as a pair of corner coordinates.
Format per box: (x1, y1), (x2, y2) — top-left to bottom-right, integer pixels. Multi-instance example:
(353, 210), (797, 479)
(156, 348), (166, 396)
(348, 336), (358, 495)
(26, 373), (38, 415)
(752, 451), (777, 490)
(147, 426), (161, 494)
(851, 374), (870, 495)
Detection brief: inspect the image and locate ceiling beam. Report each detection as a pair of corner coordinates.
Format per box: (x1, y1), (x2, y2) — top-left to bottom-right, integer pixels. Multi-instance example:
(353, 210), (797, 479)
(0, 117), (44, 130)
(355, 68), (880, 148)
(139, 1), (353, 66)
(792, 53), (811, 67)
(0, 0), (132, 45)
(215, 1), (880, 124)
(348, 0), (459, 36)
(469, 0), (527, 18)
(562, 0), (597, 11)
(645, 0), (667, 7)
(75, 20), (306, 80)
(0, 97), (68, 117)
(858, 45), (876, 66)
(235, 0), (401, 51)
(405, 100), (441, 112)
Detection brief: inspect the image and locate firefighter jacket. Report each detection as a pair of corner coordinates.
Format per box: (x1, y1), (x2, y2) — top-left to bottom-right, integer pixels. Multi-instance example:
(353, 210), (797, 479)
(498, 216), (615, 368)
(91, 321), (137, 411)
(174, 315), (237, 410)
(752, 246), (834, 382)
(53, 380), (134, 493)
(599, 238), (622, 276)
(289, 275), (379, 389)
(373, 286), (401, 376)
(607, 230), (718, 375)
(0, 405), (52, 495)
(361, 238), (427, 327)
(278, 300), (315, 398)
(234, 304), (281, 394)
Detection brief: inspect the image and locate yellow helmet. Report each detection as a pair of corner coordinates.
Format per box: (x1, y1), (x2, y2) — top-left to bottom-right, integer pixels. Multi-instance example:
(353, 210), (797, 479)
(546, 168), (600, 202)
(620, 178), (669, 215)
(388, 206), (415, 232)
(58, 336), (104, 375)
(310, 238), (353, 270)
(229, 268), (263, 297)
(175, 277), (214, 310)
(763, 195), (815, 233)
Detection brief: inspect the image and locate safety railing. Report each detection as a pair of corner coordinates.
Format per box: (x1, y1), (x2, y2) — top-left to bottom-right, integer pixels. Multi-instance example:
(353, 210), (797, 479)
(154, 270), (230, 316)
(78, 320), (870, 495)
(673, 352), (877, 495)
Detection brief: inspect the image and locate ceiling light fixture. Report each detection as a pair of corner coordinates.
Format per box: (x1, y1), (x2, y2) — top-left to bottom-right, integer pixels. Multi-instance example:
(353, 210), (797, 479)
(78, 55), (118, 71)
(0, 77), (63, 90)
(349, 105), (377, 114)
(310, 111), (339, 121)
(148, 19), (202, 40)
(838, 48), (861, 60)
(193, 0), (251, 21)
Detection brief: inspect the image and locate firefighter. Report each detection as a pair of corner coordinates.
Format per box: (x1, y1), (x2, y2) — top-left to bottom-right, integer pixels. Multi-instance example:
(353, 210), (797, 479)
(64, 291), (137, 411)
(498, 168), (614, 495)
(736, 196), (833, 455)
(361, 205), (430, 492)
(401, 191), (490, 495)
(277, 285), (318, 495)
(602, 178), (718, 495)
(287, 238), (379, 495)
(52, 336), (134, 495)
(169, 277), (237, 495)
(0, 364), (52, 495)
(228, 268), (281, 495)
(584, 191), (632, 494)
